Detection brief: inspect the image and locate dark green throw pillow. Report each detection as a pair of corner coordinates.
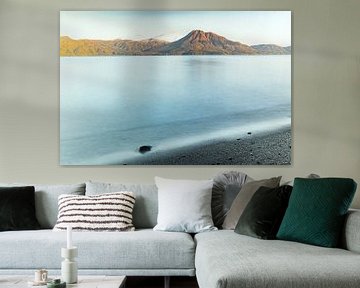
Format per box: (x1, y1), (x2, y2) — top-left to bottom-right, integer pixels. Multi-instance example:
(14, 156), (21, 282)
(0, 186), (41, 231)
(277, 178), (357, 247)
(235, 185), (293, 239)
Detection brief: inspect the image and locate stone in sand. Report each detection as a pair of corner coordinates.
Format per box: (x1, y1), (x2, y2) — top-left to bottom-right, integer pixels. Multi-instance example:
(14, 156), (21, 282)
(139, 145), (152, 154)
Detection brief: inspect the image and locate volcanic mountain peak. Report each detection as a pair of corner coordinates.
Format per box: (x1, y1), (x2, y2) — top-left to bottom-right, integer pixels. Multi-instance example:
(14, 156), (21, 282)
(184, 30), (226, 43)
(189, 30), (210, 40)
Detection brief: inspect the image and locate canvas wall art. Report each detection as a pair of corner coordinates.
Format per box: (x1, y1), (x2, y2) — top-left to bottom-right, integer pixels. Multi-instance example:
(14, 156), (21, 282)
(60, 11), (291, 165)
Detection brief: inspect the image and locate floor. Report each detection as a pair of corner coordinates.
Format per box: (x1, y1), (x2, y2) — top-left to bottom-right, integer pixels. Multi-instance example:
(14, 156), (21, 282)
(126, 276), (199, 288)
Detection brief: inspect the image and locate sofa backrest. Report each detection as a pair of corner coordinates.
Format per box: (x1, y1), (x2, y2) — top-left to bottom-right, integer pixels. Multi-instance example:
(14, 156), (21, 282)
(86, 181), (158, 229)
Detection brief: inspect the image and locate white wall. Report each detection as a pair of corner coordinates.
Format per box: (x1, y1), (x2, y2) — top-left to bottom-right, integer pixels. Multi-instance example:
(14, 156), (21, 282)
(0, 0), (359, 207)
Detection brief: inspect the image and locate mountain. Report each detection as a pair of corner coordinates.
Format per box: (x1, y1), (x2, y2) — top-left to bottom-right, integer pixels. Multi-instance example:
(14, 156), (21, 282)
(156, 30), (257, 55)
(60, 30), (291, 56)
(60, 36), (113, 56)
(112, 38), (168, 55)
(284, 46), (292, 54)
(60, 36), (168, 56)
(251, 44), (291, 55)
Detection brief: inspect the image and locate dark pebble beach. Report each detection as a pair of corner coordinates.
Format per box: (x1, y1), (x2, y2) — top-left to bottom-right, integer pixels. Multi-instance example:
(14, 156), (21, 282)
(122, 126), (291, 165)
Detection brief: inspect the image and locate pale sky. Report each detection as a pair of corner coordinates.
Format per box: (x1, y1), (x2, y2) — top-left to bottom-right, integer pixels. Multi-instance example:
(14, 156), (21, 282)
(60, 11), (291, 46)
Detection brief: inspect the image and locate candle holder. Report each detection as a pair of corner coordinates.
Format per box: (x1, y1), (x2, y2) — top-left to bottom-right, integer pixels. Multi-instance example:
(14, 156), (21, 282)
(61, 247), (78, 284)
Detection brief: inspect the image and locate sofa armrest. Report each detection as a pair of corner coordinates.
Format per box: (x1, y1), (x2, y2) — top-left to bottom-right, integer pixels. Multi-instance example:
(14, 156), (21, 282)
(342, 209), (360, 253)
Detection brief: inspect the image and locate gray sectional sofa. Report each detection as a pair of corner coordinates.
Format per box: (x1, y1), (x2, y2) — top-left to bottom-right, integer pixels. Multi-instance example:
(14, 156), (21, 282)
(1, 181), (360, 288)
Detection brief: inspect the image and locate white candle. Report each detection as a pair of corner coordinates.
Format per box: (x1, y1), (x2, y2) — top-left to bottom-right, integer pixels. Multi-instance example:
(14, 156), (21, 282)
(67, 225), (72, 249)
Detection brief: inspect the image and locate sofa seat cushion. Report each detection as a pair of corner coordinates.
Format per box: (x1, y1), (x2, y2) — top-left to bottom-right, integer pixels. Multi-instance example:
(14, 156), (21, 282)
(195, 230), (360, 288)
(0, 229), (195, 270)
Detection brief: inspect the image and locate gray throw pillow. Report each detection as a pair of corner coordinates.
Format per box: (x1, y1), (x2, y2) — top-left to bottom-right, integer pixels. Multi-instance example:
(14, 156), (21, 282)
(212, 171), (251, 228)
(153, 177), (217, 233)
(234, 185), (293, 239)
(0, 183), (85, 228)
(222, 176), (281, 230)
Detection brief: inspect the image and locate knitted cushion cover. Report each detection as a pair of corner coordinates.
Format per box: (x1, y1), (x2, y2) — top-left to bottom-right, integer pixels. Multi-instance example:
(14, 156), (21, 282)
(277, 178), (357, 247)
(53, 192), (135, 231)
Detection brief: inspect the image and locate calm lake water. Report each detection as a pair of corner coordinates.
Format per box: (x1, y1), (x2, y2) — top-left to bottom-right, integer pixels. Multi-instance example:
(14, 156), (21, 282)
(60, 55), (291, 165)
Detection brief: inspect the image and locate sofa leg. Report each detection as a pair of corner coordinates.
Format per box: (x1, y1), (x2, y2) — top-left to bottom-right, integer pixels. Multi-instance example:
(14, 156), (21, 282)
(164, 276), (170, 288)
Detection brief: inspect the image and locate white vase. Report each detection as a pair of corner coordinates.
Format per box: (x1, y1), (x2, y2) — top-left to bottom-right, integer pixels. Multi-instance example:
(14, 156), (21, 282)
(61, 247), (78, 284)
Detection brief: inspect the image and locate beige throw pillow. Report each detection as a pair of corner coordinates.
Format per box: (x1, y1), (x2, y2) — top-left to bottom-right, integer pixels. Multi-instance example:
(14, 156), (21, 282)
(222, 176), (281, 230)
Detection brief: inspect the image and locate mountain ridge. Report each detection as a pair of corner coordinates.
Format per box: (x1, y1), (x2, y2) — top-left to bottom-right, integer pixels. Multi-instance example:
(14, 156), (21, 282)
(60, 30), (291, 56)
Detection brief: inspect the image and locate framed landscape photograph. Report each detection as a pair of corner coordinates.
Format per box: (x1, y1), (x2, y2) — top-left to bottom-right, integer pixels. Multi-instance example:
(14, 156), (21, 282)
(60, 11), (291, 165)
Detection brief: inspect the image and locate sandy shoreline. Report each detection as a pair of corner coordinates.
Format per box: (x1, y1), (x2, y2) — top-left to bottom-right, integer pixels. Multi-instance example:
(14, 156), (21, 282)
(120, 126), (291, 165)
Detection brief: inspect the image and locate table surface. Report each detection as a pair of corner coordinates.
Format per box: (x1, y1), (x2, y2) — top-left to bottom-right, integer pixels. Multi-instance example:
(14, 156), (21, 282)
(0, 275), (126, 288)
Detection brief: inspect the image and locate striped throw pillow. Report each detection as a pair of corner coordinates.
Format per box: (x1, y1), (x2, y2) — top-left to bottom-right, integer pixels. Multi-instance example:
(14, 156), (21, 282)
(53, 192), (136, 231)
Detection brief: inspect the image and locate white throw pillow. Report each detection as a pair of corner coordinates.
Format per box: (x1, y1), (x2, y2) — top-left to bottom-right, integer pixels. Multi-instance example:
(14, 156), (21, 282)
(153, 177), (217, 233)
(53, 192), (135, 232)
